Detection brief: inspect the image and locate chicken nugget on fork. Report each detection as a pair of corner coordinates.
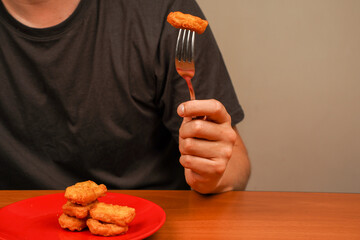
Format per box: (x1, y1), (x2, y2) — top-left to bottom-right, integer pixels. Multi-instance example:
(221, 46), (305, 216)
(90, 202), (136, 227)
(167, 11), (208, 34)
(64, 180), (107, 205)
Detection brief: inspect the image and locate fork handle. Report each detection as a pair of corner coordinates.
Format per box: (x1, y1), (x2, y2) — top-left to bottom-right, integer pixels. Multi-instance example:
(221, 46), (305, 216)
(184, 78), (206, 120)
(184, 77), (196, 101)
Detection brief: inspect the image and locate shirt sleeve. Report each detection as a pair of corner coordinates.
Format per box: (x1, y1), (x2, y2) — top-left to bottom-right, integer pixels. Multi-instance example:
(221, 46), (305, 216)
(154, 0), (245, 142)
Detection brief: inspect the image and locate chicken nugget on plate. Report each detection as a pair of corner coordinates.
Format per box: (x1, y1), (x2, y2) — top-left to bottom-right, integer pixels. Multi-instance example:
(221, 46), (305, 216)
(90, 202), (135, 226)
(65, 180), (107, 205)
(62, 200), (98, 219)
(167, 11), (208, 34)
(58, 213), (87, 231)
(87, 218), (129, 237)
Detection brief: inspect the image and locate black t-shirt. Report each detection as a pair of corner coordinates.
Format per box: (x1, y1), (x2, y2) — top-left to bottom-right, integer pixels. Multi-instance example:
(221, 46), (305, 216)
(0, 0), (244, 190)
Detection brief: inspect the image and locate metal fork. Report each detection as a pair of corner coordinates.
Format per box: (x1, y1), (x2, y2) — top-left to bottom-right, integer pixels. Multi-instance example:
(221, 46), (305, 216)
(175, 29), (196, 100)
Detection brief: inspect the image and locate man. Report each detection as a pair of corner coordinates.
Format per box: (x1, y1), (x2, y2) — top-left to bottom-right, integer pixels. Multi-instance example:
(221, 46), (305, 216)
(0, 0), (250, 194)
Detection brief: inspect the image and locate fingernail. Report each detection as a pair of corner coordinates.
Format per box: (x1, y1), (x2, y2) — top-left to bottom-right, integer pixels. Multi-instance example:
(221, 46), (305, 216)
(178, 104), (185, 116)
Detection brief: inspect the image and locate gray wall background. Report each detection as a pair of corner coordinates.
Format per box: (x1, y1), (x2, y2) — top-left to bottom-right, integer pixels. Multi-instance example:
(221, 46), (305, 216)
(196, 0), (360, 193)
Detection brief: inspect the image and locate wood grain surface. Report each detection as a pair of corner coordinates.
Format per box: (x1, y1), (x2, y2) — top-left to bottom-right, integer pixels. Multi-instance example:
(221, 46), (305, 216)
(1, 190), (359, 239)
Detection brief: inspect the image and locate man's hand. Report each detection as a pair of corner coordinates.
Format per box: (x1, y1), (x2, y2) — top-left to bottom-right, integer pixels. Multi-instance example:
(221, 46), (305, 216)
(177, 99), (250, 194)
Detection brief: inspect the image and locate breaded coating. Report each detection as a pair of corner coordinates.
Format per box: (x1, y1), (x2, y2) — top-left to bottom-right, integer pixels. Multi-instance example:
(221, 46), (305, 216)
(58, 213), (87, 231)
(167, 11), (208, 34)
(90, 202), (136, 227)
(64, 180), (107, 205)
(62, 200), (98, 219)
(87, 218), (128, 237)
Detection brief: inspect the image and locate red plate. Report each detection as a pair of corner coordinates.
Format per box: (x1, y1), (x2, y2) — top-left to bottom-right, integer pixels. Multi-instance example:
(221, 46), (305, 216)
(0, 192), (166, 240)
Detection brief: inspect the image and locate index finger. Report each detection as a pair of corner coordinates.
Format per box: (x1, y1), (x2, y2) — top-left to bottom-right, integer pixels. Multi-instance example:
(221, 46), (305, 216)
(177, 99), (231, 124)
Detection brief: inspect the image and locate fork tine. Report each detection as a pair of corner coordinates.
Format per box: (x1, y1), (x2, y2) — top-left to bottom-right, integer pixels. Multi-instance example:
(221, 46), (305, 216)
(190, 30), (195, 62)
(181, 30), (187, 61)
(175, 29), (183, 61)
(185, 30), (191, 62)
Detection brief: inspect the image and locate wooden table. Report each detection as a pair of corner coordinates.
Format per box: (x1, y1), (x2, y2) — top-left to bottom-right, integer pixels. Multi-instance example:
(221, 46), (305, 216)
(0, 190), (359, 239)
